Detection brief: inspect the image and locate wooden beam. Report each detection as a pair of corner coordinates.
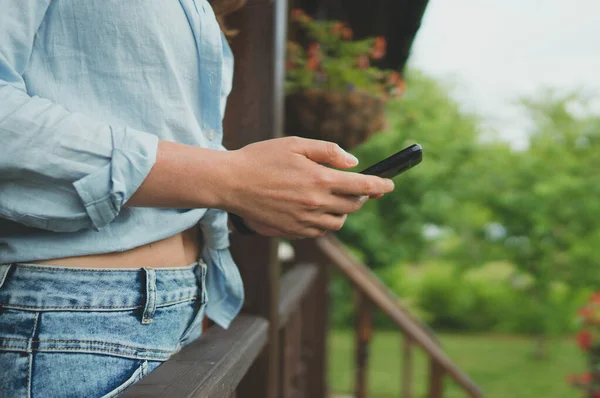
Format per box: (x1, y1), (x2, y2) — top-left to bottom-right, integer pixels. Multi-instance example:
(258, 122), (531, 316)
(293, 239), (330, 398)
(429, 359), (444, 398)
(278, 264), (319, 327)
(401, 337), (413, 398)
(223, 0), (288, 396)
(354, 292), (372, 398)
(122, 315), (268, 398)
(279, 309), (304, 398)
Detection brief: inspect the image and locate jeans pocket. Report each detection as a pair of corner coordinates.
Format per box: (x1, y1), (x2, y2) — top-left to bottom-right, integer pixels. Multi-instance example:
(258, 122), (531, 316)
(101, 360), (147, 398)
(28, 353), (160, 398)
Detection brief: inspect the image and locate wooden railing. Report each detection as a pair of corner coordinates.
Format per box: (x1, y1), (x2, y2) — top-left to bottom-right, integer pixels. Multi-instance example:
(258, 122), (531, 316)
(293, 236), (483, 398)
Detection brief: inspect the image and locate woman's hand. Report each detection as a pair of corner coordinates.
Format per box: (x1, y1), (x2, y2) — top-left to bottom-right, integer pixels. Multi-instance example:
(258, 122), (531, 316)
(220, 136), (394, 238)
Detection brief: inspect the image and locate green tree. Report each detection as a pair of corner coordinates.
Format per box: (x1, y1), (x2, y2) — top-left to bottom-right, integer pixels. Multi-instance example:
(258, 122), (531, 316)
(341, 69), (482, 268)
(337, 69), (600, 359)
(480, 91), (600, 357)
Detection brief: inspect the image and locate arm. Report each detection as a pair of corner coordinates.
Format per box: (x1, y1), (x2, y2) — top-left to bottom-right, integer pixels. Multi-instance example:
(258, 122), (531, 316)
(1, 1), (394, 239)
(127, 137), (394, 238)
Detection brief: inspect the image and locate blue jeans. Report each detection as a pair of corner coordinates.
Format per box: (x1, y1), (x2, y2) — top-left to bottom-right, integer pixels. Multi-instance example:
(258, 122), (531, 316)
(0, 261), (207, 397)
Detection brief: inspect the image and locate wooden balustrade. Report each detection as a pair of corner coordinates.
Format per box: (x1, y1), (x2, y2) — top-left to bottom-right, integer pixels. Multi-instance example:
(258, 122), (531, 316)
(293, 235), (484, 398)
(402, 337), (414, 398)
(355, 292), (372, 398)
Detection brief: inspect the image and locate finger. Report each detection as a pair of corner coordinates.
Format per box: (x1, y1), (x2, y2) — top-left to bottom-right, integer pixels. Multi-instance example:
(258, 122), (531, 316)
(370, 193), (384, 199)
(298, 227), (329, 239)
(292, 137), (359, 169)
(319, 194), (367, 215)
(247, 218), (306, 240)
(302, 213), (347, 232)
(326, 170), (395, 196)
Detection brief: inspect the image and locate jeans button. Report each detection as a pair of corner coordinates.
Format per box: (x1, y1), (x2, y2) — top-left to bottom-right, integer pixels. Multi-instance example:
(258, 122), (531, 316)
(206, 129), (217, 140)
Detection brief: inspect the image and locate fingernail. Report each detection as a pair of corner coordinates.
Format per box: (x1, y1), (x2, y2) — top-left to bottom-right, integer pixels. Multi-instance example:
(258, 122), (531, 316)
(346, 153), (359, 166)
(337, 144), (359, 166)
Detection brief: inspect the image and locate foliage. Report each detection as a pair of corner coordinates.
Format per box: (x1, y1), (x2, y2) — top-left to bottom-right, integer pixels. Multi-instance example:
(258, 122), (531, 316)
(329, 330), (584, 398)
(567, 293), (600, 397)
(285, 9), (404, 99)
(331, 69), (600, 348)
(339, 69), (482, 269)
(330, 259), (588, 335)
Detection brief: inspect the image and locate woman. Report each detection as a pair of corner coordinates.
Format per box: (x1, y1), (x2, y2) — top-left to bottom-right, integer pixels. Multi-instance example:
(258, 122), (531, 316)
(0, 0), (394, 396)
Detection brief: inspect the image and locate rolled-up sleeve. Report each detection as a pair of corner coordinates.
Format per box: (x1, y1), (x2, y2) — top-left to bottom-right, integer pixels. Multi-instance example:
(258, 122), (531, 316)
(0, 0), (158, 232)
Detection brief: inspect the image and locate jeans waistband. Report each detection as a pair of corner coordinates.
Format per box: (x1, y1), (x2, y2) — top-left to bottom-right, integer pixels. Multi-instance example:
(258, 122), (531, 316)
(0, 262), (206, 312)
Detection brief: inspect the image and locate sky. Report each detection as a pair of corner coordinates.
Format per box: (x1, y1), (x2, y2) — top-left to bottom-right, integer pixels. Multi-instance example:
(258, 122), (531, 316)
(407, 0), (600, 149)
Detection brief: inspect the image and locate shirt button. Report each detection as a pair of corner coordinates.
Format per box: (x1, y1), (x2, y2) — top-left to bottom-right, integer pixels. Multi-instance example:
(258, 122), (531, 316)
(206, 129), (217, 140)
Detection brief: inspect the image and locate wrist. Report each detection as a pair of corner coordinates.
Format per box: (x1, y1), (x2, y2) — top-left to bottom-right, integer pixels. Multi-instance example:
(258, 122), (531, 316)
(208, 149), (245, 212)
(196, 148), (239, 210)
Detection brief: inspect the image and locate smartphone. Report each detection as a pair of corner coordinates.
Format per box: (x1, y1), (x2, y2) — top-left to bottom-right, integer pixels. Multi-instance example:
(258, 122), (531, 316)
(359, 144), (422, 178)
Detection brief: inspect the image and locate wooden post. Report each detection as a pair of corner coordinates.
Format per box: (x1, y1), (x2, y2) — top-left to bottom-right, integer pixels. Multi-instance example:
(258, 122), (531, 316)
(279, 309), (303, 398)
(306, 262), (329, 398)
(401, 337), (413, 398)
(224, 0), (288, 397)
(293, 239), (330, 398)
(429, 359), (444, 398)
(355, 291), (372, 398)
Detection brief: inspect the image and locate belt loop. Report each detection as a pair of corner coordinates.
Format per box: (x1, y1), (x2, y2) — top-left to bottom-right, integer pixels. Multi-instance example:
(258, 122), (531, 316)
(0, 264), (13, 289)
(142, 268), (157, 325)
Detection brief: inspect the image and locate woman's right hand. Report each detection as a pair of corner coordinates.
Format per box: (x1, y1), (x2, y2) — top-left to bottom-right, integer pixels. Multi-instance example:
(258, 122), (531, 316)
(220, 136), (395, 238)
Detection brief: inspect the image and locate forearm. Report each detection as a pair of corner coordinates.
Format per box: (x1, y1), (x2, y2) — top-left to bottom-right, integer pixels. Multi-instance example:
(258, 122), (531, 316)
(126, 140), (233, 210)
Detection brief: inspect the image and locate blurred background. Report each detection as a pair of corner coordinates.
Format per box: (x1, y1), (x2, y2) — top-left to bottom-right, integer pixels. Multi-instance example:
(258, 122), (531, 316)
(285, 0), (600, 397)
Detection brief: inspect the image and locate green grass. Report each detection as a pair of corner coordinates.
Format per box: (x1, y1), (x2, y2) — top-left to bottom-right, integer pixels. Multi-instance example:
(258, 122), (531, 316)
(328, 330), (585, 398)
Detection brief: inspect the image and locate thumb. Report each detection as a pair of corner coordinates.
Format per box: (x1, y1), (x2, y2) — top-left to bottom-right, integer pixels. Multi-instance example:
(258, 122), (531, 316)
(294, 138), (359, 169)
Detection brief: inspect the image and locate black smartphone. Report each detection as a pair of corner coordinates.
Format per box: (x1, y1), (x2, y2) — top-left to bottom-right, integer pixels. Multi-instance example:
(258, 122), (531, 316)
(359, 144), (422, 178)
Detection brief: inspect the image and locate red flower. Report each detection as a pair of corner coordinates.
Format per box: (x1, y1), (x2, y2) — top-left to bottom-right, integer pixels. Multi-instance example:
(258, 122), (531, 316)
(341, 27), (353, 40)
(356, 55), (369, 70)
(579, 306), (593, 319)
(331, 22), (345, 36)
(370, 36), (387, 59)
(387, 71), (402, 84)
(580, 372), (592, 383)
(291, 9), (304, 20)
(291, 8), (311, 23)
(577, 330), (593, 351)
(307, 42), (320, 57)
(591, 292), (600, 304)
(594, 391), (600, 398)
(306, 42), (320, 71)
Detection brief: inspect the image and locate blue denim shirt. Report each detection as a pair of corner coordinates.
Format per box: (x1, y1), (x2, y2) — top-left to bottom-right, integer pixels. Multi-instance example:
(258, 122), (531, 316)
(0, 0), (243, 328)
